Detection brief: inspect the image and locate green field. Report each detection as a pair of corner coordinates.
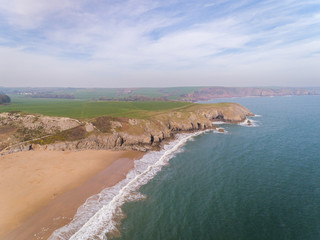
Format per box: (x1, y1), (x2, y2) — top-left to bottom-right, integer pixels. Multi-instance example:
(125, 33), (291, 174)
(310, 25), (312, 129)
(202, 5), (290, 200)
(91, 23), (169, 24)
(1, 87), (202, 100)
(0, 96), (194, 119)
(64, 87), (202, 100)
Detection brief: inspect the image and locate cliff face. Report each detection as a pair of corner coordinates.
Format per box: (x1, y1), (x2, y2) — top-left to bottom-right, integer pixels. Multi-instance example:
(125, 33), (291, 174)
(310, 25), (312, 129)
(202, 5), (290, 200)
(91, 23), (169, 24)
(0, 103), (253, 154)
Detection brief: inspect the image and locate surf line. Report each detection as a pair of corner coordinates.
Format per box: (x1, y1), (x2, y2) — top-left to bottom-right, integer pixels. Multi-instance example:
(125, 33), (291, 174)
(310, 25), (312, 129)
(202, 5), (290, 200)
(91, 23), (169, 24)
(49, 130), (211, 240)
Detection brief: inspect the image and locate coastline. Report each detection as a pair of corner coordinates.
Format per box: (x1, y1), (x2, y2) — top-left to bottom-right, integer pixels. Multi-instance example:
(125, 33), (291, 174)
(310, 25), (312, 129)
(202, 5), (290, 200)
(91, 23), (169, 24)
(1, 132), (216, 240)
(0, 150), (144, 240)
(64, 131), (209, 240)
(0, 103), (254, 239)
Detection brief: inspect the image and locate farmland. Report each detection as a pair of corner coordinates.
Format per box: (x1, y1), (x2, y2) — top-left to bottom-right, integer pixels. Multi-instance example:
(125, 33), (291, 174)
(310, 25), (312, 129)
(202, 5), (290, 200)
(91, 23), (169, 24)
(0, 96), (194, 119)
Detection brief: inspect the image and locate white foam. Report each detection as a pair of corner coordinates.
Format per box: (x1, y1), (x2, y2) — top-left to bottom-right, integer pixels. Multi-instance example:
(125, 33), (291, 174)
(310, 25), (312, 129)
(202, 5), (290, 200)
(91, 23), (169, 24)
(213, 127), (228, 134)
(48, 131), (210, 240)
(238, 118), (259, 127)
(212, 121), (228, 125)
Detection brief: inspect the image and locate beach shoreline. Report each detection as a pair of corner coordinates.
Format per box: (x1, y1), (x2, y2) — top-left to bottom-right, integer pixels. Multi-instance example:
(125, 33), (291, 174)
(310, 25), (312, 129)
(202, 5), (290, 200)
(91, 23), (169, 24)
(0, 150), (144, 240)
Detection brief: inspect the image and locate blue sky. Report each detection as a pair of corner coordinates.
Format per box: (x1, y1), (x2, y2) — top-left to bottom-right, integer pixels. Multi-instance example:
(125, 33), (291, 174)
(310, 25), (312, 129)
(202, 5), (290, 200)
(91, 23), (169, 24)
(0, 0), (319, 87)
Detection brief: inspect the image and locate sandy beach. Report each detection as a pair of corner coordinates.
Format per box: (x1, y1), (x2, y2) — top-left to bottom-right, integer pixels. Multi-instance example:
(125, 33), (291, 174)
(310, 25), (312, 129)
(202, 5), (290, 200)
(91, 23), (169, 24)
(0, 150), (144, 240)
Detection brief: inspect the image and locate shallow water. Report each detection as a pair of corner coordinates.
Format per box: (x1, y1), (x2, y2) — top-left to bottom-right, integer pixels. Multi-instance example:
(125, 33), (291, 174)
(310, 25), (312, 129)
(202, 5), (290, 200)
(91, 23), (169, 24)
(115, 95), (320, 240)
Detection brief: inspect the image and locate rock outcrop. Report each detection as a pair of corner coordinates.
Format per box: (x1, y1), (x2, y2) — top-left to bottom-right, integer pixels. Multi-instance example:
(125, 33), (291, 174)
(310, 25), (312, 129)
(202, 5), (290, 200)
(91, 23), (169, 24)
(0, 103), (253, 154)
(0, 112), (80, 134)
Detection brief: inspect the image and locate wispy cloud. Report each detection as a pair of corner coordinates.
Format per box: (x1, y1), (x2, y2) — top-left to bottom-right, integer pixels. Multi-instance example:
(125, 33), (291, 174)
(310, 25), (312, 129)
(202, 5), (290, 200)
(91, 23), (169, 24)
(0, 0), (320, 87)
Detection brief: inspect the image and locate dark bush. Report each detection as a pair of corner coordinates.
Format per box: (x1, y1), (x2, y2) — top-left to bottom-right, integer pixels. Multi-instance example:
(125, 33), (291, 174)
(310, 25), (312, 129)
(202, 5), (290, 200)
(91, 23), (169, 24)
(0, 95), (11, 104)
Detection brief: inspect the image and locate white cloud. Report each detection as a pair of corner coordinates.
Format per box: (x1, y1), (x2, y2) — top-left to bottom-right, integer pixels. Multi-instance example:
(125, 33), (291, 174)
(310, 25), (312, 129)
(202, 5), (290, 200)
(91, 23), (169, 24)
(0, 0), (76, 28)
(0, 0), (320, 87)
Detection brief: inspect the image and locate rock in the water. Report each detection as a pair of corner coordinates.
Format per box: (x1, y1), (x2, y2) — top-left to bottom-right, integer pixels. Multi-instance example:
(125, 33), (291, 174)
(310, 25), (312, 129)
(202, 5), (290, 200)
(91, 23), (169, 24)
(218, 128), (225, 133)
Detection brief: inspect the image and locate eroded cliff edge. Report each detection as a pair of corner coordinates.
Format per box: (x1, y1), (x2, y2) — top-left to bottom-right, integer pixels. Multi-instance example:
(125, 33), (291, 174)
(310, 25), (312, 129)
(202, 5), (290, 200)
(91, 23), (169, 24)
(0, 103), (253, 154)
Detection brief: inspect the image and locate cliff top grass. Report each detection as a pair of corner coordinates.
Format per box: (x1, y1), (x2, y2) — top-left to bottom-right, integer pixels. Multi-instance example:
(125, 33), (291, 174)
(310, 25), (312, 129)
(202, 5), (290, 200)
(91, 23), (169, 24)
(0, 96), (190, 119)
(0, 96), (232, 120)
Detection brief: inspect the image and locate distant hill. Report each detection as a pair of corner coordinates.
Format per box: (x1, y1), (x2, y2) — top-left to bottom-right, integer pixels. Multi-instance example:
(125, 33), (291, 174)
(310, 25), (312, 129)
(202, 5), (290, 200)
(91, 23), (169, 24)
(31, 93), (75, 99)
(0, 95), (11, 104)
(180, 87), (319, 102)
(1, 87), (318, 102)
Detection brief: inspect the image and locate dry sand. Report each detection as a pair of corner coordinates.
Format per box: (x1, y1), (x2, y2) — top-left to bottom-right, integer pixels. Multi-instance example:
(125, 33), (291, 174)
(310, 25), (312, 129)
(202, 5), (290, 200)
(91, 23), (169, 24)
(0, 150), (144, 239)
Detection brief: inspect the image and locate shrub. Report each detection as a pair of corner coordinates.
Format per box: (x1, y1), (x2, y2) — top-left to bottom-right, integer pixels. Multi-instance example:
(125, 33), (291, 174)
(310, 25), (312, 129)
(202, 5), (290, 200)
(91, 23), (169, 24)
(0, 95), (11, 104)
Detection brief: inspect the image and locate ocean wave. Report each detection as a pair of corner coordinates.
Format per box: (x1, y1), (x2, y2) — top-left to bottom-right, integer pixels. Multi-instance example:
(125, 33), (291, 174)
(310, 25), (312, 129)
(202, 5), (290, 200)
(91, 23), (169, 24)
(48, 131), (210, 240)
(212, 121), (228, 125)
(212, 116), (260, 128)
(213, 127), (228, 134)
(238, 118), (259, 127)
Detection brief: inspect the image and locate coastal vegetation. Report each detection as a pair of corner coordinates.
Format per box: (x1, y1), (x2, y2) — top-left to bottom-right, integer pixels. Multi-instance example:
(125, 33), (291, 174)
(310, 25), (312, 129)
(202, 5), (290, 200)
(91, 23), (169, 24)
(31, 126), (88, 145)
(0, 97), (194, 119)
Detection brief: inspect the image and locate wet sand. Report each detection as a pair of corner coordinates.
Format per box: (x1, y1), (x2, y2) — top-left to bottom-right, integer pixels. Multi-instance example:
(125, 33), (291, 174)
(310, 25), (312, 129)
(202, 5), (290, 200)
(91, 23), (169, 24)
(0, 150), (144, 240)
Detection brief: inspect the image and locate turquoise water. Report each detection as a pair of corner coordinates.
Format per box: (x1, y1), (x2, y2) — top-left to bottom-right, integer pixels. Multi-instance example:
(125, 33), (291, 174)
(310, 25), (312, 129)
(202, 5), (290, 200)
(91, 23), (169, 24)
(115, 96), (320, 240)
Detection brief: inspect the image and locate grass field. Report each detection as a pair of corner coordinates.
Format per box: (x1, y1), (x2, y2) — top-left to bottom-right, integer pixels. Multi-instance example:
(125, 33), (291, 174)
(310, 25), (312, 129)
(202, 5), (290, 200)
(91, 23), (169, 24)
(68, 87), (202, 100)
(1, 87), (202, 100)
(0, 96), (195, 119)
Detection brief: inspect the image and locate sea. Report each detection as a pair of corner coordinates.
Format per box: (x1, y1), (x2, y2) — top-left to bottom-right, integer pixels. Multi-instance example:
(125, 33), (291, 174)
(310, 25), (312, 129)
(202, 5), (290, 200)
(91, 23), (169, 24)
(50, 95), (320, 240)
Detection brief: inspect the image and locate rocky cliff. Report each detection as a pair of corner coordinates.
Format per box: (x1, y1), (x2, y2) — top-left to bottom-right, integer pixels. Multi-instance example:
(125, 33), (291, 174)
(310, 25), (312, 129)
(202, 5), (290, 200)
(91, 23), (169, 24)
(0, 103), (253, 154)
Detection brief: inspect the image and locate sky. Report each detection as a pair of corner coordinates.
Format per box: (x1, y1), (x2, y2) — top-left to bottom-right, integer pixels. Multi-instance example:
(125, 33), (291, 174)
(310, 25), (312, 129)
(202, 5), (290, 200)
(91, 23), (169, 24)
(0, 0), (319, 88)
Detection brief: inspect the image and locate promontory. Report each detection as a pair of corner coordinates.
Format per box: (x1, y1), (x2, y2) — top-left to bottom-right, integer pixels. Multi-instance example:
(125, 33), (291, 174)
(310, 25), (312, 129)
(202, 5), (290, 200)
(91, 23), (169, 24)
(0, 102), (253, 154)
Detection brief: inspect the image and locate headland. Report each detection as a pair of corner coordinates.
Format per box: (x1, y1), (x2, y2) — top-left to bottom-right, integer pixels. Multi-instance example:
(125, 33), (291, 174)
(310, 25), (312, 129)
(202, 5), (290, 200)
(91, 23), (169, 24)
(0, 101), (253, 239)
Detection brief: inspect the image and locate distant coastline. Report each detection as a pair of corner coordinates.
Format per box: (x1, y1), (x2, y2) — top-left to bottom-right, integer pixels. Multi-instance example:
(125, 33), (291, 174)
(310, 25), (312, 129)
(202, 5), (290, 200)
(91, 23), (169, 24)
(1, 86), (318, 103)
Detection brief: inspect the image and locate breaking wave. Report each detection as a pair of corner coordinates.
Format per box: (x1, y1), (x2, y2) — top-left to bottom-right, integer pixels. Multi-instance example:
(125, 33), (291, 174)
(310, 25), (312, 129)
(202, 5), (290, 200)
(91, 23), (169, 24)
(212, 121), (228, 125)
(238, 118), (259, 127)
(213, 127), (228, 134)
(49, 131), (211, 240)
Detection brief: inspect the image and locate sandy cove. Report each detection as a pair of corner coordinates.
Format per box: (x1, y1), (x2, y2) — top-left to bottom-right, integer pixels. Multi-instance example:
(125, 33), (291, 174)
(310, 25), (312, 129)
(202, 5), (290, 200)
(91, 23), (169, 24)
(0, 150), (144, 240)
